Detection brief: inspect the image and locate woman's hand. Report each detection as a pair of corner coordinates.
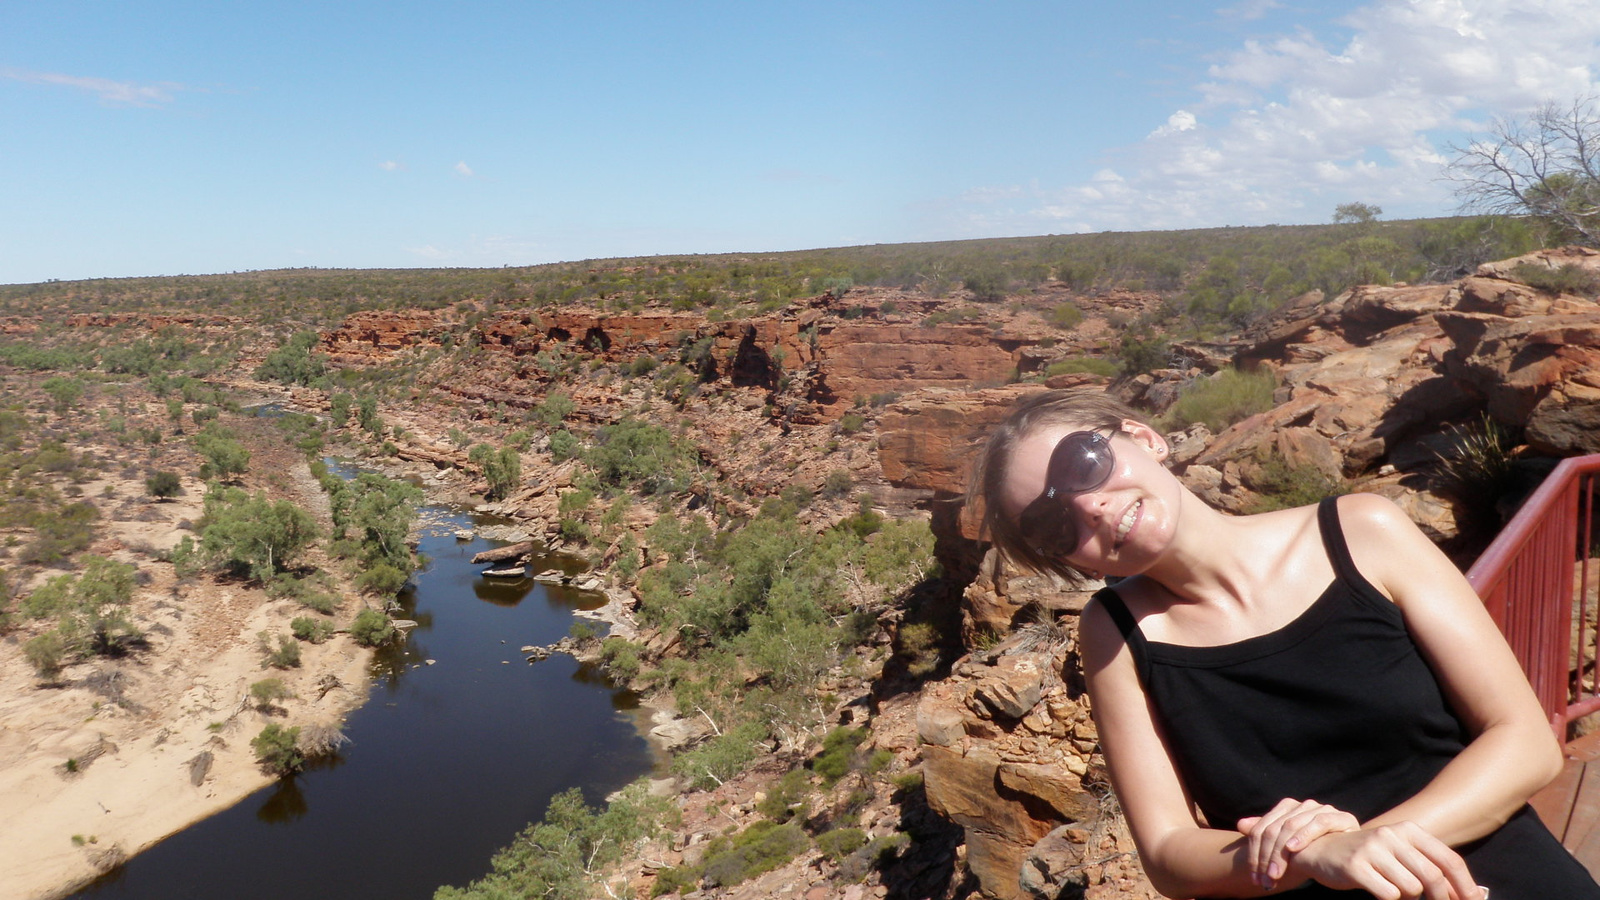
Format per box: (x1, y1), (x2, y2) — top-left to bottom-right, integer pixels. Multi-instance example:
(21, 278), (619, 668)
(1291, 821), (1486, 900)
(1237, 798), (1360, 889)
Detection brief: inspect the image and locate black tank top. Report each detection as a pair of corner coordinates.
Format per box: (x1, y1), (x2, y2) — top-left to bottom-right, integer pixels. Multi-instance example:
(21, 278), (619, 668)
(1094, 497), (1600, 898)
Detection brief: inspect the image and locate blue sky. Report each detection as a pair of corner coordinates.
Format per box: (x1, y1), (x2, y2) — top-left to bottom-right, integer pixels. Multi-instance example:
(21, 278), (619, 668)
(3, 0), (1598, 285)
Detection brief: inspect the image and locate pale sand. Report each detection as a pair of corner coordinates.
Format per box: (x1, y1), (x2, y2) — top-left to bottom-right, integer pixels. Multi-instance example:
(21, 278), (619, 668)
(0, 472), (375, 900)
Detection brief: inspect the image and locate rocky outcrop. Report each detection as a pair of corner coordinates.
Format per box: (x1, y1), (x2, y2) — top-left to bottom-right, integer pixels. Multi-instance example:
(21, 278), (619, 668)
(321, 309), (450, 365)
(918, 625), (1158, 900)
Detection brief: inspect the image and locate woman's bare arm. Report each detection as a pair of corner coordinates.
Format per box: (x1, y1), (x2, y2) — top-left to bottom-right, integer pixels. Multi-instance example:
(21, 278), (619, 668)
(1339, 492), (1564, 843)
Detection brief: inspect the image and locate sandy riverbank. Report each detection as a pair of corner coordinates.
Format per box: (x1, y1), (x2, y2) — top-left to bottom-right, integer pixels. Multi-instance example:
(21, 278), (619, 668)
(0, 430), (379, 900)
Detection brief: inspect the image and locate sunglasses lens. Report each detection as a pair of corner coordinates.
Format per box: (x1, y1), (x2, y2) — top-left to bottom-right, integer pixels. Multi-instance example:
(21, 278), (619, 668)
(1047, 431), (1114, 494)
(1020, 498), (1077, 557)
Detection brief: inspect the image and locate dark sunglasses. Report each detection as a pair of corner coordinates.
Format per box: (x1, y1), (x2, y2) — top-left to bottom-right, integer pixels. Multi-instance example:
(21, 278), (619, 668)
(1017, 430), (1116, 557)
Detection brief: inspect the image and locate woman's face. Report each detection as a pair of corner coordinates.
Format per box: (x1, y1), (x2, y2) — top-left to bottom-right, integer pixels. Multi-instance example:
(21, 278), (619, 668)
(999, 419), (1181, 576)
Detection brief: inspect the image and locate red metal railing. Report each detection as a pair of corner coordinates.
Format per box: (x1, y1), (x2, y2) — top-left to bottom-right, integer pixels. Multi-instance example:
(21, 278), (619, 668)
(1466, 454), (1600, 739)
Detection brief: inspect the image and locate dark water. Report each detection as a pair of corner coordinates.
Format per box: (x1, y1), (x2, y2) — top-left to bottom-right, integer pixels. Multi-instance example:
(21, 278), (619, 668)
(69, 493), (654, 900)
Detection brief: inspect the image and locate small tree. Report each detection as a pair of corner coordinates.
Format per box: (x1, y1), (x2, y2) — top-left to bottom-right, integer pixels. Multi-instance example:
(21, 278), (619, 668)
(349, 608), (395, 646)
(250, 677), (293, 711)
(1450, 96), (1600, 246)
(1332, 202), (1382, 225)
(145, 470), (182, 500)
(251, 724), (304, 775)
(198, 487), (319, 581)
(194, 428), (250, 482)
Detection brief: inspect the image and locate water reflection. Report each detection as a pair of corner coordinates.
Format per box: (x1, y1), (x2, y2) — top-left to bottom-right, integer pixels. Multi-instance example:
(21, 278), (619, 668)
(471, 575), (535, 607)
(63, 461), (654, 900)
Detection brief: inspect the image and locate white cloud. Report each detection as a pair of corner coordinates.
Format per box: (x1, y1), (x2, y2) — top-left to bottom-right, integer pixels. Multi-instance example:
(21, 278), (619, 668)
(379, 160), (403, 172)
(1, 67), (186, 107)
(945, 0), (1600, 235)
(1150, 110), (1198, 138)
(454, 161), (475, 177)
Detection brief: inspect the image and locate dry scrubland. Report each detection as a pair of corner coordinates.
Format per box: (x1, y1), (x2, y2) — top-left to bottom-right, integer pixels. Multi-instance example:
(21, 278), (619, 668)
(2, 219), (1593, 900)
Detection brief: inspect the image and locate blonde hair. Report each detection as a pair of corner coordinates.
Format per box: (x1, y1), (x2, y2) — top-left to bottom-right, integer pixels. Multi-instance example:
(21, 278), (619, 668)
(968, 389), (1152, 584)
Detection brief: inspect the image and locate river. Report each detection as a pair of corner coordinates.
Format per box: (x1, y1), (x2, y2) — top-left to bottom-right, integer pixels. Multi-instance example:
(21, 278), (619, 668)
(69, 483), (656, 900)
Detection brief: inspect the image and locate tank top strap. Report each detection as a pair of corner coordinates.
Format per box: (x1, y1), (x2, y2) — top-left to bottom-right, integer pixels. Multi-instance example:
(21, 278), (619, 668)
(1317, 496), (1361, 584)
(1092, 586), (1151, 682)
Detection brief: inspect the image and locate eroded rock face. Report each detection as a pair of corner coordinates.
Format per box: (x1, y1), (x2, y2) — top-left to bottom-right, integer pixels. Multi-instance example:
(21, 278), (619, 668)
(918, 625), (1157, 900)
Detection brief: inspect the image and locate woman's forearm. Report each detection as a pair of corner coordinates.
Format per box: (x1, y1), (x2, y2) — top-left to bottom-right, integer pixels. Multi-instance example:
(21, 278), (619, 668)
(1364, 719), (1563, 845)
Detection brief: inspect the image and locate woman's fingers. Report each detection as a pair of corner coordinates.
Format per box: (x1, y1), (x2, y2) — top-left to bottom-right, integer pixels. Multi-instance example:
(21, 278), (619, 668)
(1357, 824), (1484, 900)
(1238, 798), (1359, 887)
(1294, 822), (1486, 900)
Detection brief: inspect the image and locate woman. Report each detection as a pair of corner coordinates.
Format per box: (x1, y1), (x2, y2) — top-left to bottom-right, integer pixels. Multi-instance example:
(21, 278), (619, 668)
(972, 389), (1600, 900)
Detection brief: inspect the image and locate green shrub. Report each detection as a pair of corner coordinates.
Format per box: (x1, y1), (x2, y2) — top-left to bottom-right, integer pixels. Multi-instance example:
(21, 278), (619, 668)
(1509, 262), (1600, 295)
(1163, 367), (1278, 432)
(756, 769), (811, 823)
(586, 418), (697, 495)
(251, 724), (304, 775)
(1046, 303), (1084, 329)
(194, 428), (250, 481)
(838, 413), (865, 435)
(600, 637), (643, 681)
(812, 726), (868, 784)
(250, 677), (293, 709)
(700, 821), (809, 888)
(198, 487), (319, 581)
(254, 332), (327, 386)
(1243, 449), (1344, 513)
(532, 392), (576, 427)
(548, 429), (581, 462)
(349, 608), (395, 646)
(672, 722), (767, 790)
(259, 631), (302, 669)
(434, 781), (667, 900)
(356, 562), (408, 596)
(290, 616), (334, 644)
(1044, 357), (1119, 378)
(1117, 331), (1172, 376)
(816, 827), (868, 863)
(145, 470), (182, 499)
(24, 632), (66, 678)
(821, 469), (853, 499)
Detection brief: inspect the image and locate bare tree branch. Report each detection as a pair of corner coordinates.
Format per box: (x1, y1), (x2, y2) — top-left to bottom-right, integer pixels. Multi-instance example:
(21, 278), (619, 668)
(1448, 96), (1600, 247)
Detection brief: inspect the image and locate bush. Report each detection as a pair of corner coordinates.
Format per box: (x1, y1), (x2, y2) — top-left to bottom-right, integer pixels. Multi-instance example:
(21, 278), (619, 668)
(700, 821), (809, 888)
(356, 562), (408, 596)
(1044, 357), (1119, 378)
(672, 722), (767, 790)
(259, 631), (302, 669)
(254, 332), (327, 386)
(812, 726), (868, 784)
(1163, 367), (1278, 432)
(290, 616), (334, 644)
(24, 632), (66, 678)
(838, 413), (865, 435)
(1046, 303), (1084, 329)
(1509, 262), (1600, 295)
(820, 469), (853, 499)
(250, 677), (293, 710)
(434, 781), (667, 900)
(756, 769), (811, 823)
(251, 724), (304, 775)
(548, 429), (581, 462)
(349, 608), (395, 646)
(1117, 332), (1172, 376)
(145, 470), (182, 500)
(193, 429), (250, 481)
(816, 827), (868, 863)
(1243, 449), (1344, 513)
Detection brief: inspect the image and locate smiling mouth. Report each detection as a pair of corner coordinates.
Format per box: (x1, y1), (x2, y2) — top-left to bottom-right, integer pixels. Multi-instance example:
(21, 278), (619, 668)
(1114, 500), (1141, 547)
